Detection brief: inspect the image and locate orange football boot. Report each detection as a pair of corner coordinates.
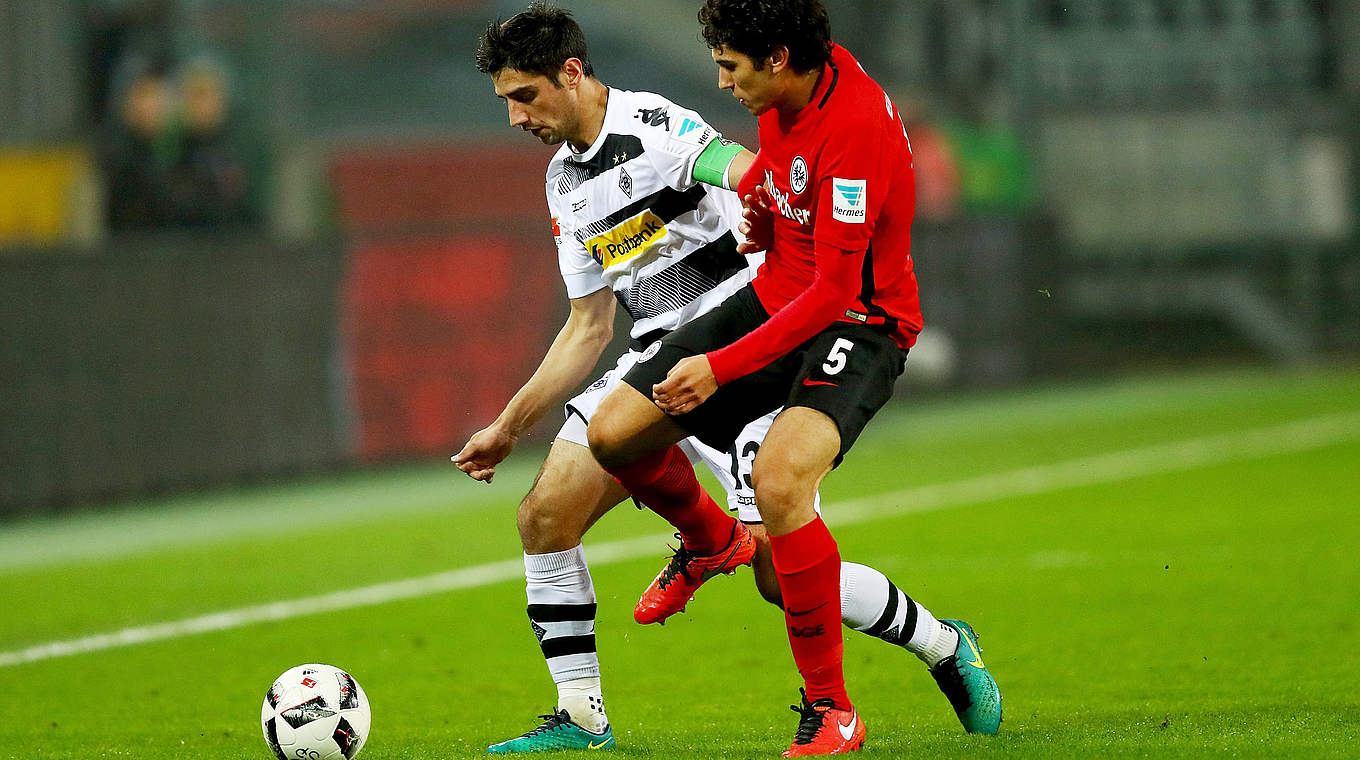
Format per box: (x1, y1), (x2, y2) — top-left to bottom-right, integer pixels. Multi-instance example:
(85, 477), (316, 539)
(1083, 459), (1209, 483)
(633, 521), (755, 625)
(782, 690), (866, 757)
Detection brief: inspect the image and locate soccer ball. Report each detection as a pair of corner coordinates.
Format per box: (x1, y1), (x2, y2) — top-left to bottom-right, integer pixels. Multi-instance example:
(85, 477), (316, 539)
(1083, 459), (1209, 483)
(261, 664), (370, 760)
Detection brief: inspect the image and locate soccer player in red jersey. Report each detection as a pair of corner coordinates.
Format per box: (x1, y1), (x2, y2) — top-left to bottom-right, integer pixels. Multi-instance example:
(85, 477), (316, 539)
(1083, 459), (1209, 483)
(587, 1), (1002, 754)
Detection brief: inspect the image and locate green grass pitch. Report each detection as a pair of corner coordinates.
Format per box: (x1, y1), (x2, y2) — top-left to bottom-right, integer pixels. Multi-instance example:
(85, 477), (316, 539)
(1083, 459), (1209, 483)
(1, 365), (1358, 759)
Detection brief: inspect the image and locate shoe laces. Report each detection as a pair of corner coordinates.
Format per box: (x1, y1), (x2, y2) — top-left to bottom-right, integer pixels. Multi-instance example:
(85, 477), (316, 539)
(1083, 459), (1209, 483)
(655, 534), (697, 590)
(789, 688), (836, 745)
(520, 710), (570, 738)
(931, 658), (975, 713)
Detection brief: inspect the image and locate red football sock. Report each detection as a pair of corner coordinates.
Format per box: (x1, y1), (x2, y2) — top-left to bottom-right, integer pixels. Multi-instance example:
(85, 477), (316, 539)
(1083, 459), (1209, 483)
(770, 517), (848, 709)
(605, 445), (735, 553)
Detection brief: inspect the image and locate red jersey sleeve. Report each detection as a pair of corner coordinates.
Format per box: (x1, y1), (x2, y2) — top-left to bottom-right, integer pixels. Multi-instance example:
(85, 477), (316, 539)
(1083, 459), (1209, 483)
(707, 240), (864, 384)
(736, 148), (767, 199)
(811, 110), (893, 252)
(706, 107), (897, 385)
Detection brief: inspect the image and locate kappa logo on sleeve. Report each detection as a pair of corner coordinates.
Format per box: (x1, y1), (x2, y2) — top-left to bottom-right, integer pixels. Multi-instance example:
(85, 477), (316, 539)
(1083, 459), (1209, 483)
(831, 178), (867, 224)
(635, 106), (671, 129)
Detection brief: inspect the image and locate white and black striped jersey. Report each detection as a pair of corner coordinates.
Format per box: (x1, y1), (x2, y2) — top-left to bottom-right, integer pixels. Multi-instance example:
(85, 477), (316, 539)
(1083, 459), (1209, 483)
(547, 88), (758, 341)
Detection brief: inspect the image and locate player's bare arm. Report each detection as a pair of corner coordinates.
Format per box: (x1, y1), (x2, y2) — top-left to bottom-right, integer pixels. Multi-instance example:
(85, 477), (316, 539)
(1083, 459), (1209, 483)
(725, 149), (755, 191)
(452, 287), (616, 481)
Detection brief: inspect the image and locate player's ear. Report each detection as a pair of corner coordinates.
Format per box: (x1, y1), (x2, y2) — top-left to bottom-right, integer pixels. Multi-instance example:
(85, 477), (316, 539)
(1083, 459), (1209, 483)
(767, 46), (791, 73)
(560, 57), (586, 89)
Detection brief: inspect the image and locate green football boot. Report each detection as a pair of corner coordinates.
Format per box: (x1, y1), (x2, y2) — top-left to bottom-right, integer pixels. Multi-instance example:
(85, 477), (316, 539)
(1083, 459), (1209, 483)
(487, 709), (615, 753)
(929, 619), (1002, 734)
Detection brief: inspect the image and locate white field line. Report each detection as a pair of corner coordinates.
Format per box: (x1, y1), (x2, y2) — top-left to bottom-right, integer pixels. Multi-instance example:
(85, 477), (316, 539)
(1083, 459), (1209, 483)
(0, 463), (543, 573)
(3, 411), (1358, 669)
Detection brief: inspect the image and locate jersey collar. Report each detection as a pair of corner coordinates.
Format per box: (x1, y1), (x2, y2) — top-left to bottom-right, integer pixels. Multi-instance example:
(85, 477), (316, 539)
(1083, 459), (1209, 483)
(813, 45), (845, 108)
(570, 87), (617, 163)
(791, 43), (844, 121)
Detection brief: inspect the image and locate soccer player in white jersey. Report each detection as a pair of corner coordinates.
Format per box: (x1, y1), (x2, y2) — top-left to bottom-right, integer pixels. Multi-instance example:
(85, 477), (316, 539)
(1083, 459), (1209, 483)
(455, 3), (955, 753)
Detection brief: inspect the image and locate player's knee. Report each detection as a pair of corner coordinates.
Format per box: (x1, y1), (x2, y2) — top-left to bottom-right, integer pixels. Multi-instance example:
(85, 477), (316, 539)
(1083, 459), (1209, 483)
(587, 384), (667, 470)
(585, 416), (630, 470)
(515, 494), (554, 551)
(516, 489), (579, 553)
(750, 458), (808, 511)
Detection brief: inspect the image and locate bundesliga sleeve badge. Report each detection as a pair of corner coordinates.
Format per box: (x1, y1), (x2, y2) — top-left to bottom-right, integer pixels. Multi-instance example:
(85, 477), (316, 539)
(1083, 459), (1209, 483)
(831, 178), (867, 223)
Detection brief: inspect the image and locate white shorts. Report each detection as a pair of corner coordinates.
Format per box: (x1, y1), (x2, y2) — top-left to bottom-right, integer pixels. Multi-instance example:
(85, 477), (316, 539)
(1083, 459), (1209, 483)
(559, 350), (818, 523)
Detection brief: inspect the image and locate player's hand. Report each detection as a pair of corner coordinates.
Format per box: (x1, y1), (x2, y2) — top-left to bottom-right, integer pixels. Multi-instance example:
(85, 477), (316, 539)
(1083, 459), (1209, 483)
(737, 185), (775, 254)
(451, 424), (516, 483)
(652, 355), (717, 415)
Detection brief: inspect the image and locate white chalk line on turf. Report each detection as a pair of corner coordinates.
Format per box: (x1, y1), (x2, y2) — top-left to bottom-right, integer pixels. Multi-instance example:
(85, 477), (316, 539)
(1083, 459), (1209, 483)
(3, 410), (1358, 669)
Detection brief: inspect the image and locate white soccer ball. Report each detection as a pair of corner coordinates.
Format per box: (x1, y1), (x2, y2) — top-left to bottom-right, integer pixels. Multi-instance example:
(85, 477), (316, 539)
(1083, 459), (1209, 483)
(261, 664), (371, 760)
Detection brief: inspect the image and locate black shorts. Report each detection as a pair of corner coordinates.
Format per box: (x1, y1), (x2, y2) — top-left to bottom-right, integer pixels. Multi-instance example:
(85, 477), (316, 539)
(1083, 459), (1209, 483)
(622, 285), (908, 465)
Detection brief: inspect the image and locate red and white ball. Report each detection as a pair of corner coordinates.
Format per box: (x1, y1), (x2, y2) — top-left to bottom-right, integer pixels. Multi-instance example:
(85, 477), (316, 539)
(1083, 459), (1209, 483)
(261, 664), (370, 760)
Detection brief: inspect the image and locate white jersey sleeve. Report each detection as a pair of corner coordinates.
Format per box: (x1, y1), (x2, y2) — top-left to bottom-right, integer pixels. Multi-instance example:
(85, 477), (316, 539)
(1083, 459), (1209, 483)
(642, 101), (724, 192)
(546, 183), (607, 299)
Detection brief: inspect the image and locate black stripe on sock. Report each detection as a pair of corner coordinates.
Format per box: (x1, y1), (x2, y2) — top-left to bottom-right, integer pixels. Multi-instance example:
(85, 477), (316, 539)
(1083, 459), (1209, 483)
(863, 585), (900, 639)
(900, 590), (918, 640)
(540, 634), (597, 659)
(528, 603), (598, 623)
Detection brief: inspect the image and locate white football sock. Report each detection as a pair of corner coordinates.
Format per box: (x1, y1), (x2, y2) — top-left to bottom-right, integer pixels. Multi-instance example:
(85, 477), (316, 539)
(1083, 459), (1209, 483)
(906, 613), (959, 668)
(556, 677), (608, 733)
(839, 561), (959, 667)
(839, 561), (893, 629)
(524, 545), (607, 730)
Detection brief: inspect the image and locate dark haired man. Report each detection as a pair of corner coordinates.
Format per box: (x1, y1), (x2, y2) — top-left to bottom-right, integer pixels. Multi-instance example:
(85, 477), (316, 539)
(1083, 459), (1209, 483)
(587, 0), (1002, 754)
(457, 2), (961, 754)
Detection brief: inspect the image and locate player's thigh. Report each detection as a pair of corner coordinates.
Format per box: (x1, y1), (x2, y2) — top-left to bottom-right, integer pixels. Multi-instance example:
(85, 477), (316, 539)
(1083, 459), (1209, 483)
(587, 380), (690, 468)
(682, 408), (823, 520)
(617, 285), (786, 455)
(788, 325), (908, 465)
(750, 408), (840, 534)
(519, 439), (630, 553)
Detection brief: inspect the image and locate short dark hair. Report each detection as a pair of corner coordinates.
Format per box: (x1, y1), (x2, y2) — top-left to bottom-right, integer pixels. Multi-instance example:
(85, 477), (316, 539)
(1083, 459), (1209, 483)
(698, 0), (832, 72)
(475, 1), (595, 82)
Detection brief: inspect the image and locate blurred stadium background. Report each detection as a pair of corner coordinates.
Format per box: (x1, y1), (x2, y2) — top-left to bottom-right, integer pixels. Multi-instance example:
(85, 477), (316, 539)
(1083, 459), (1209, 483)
(3, 4), (1360, 758)
(2, 0), (1357, 513)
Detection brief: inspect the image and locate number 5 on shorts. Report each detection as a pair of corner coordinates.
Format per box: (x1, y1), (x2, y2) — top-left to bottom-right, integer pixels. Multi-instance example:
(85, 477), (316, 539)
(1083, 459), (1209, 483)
(822, 338), (855, 375)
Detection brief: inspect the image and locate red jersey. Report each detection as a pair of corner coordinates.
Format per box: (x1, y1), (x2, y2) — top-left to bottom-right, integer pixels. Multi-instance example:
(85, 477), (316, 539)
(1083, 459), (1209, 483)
(708, 44), (922, 385)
